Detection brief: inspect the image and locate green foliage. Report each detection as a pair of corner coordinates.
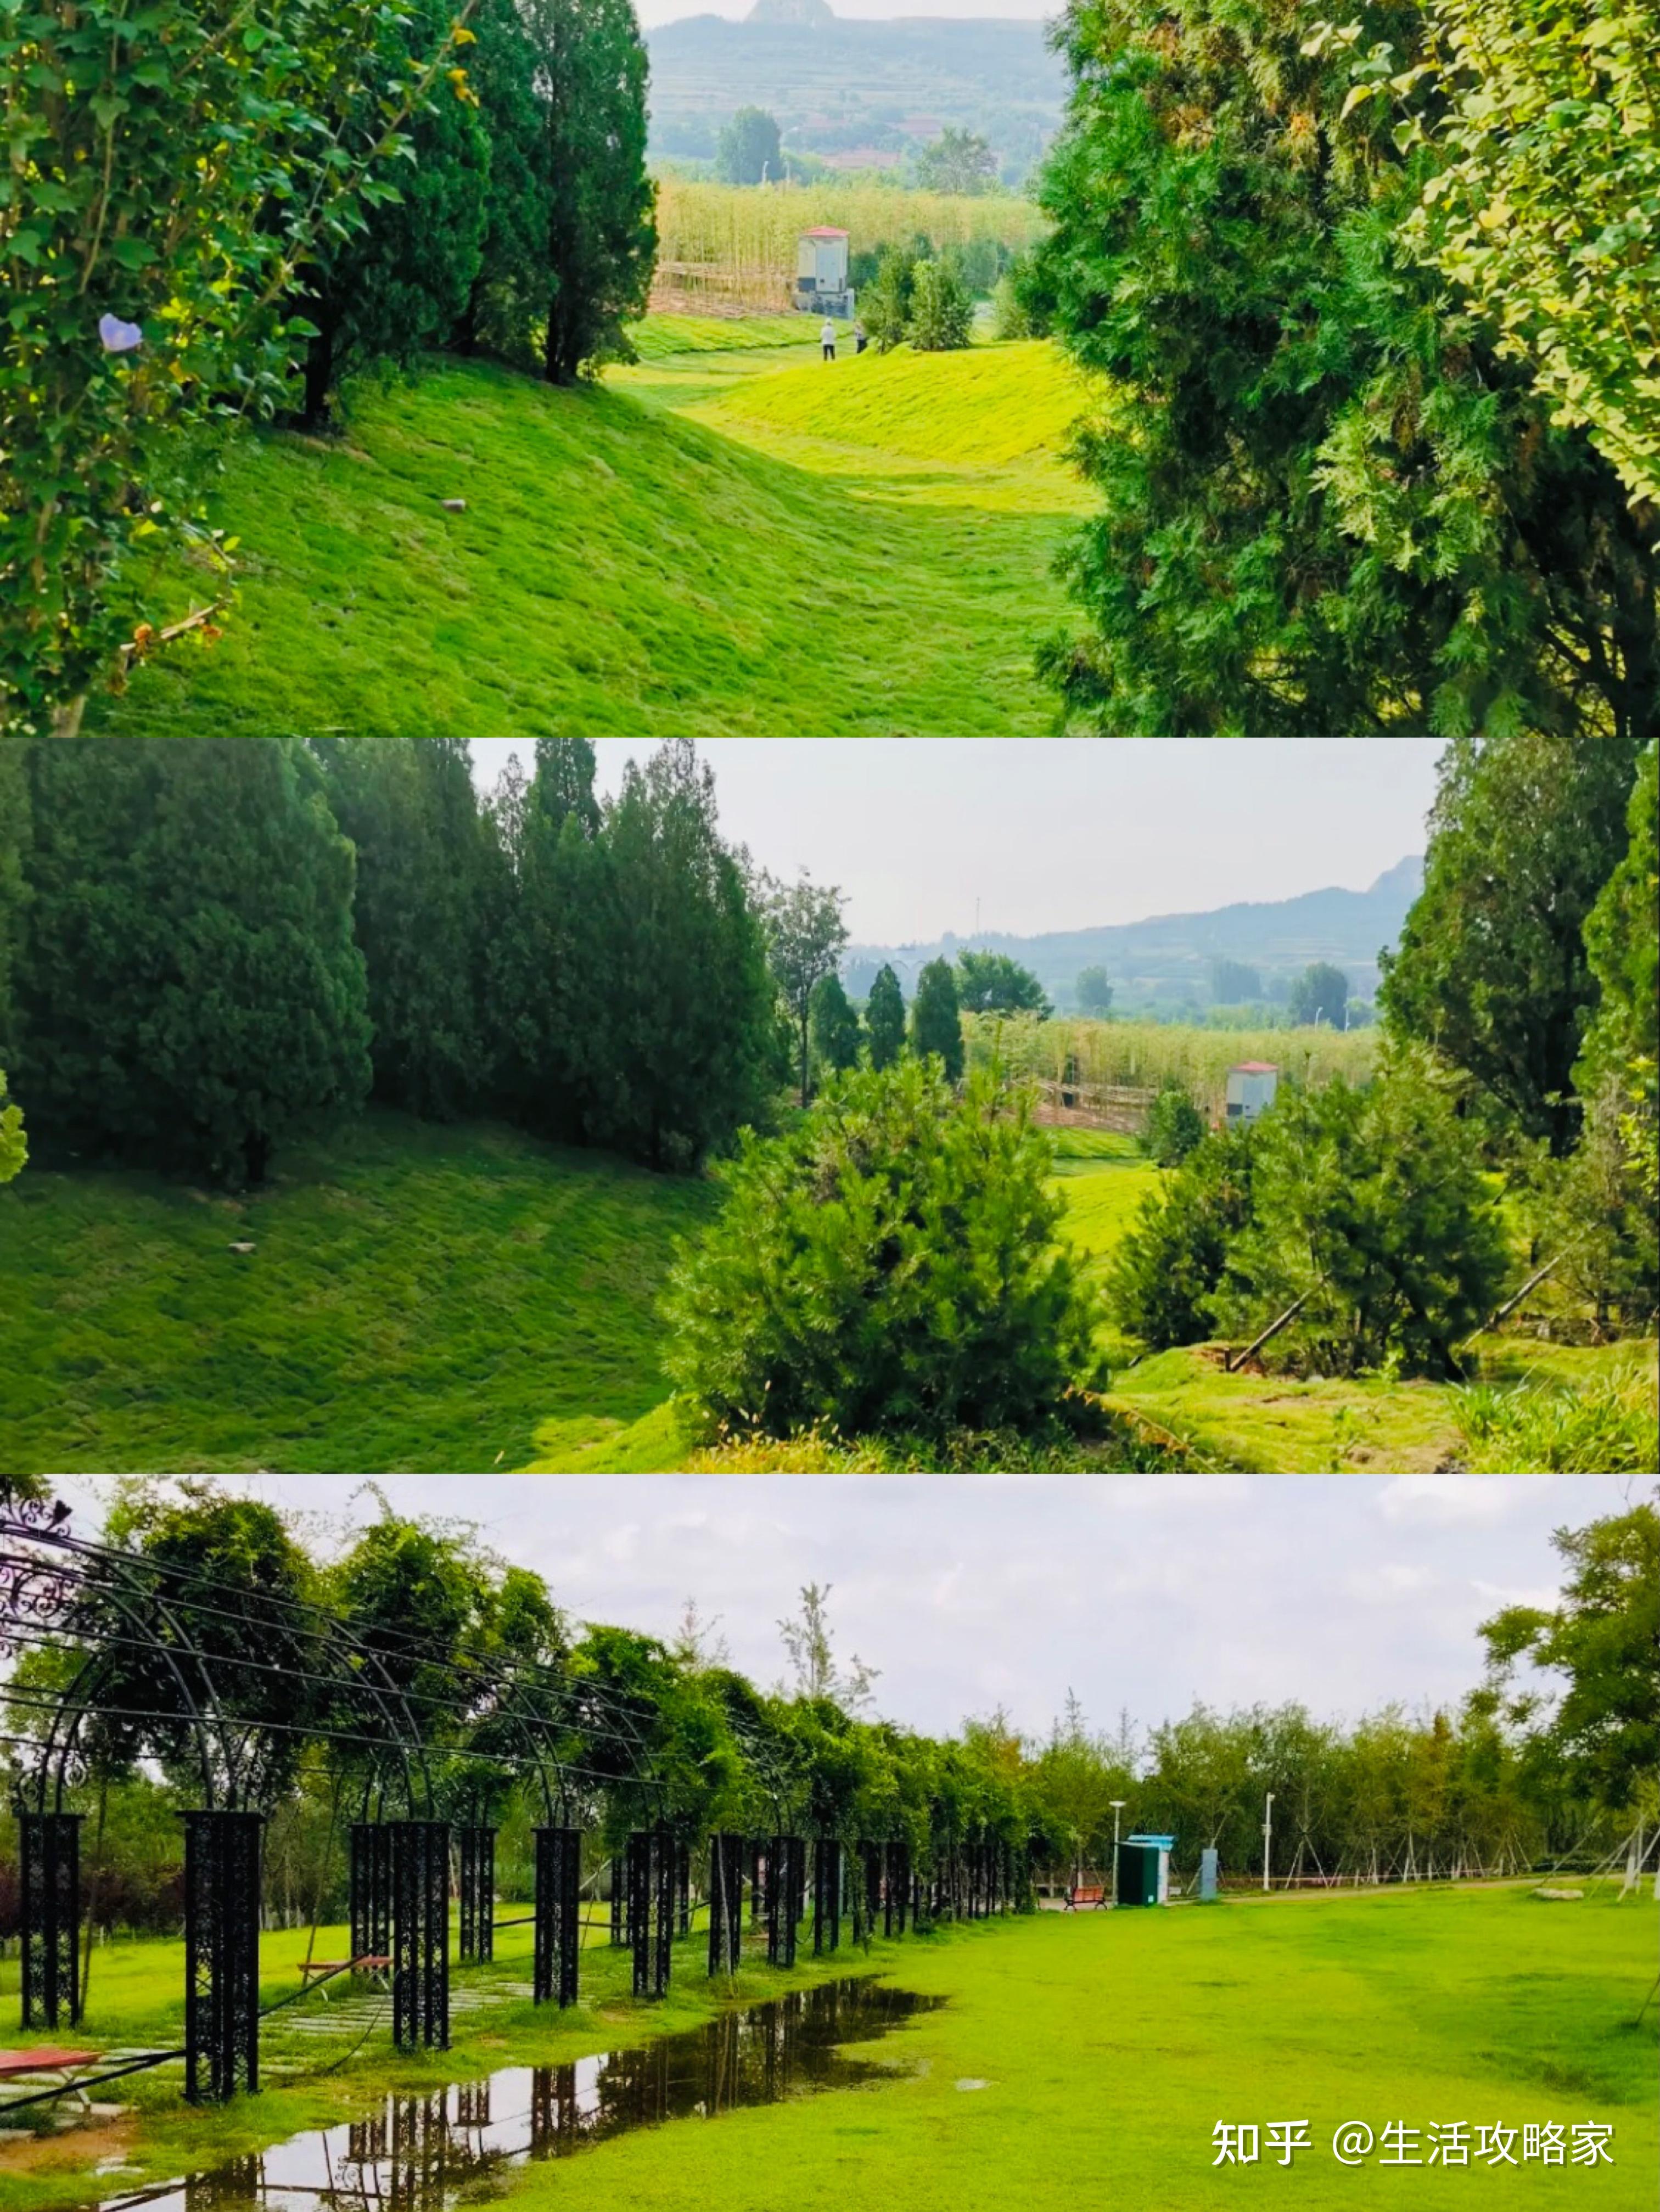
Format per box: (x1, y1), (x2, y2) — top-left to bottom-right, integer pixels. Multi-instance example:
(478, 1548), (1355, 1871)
(906, 256), (974, 352)
(455, 0), (557, 362)
(10, 738), (371, 1183)
(0, 1068), (23, 1186)
(714, 106), (783, 186)
(913, 127), (997, 196)
(1074, 965), (1113, 1015)
(909, 957), (964, 1080)
(1210, 1052), (1510, 1378)
(1141, 1079), (1204, 1167)
(1287, 962), (1350, 1029)
(1033, 0), (1657, 737)
(1380, 727), (1644, 1153)
(864, 963), (906, 1071)
(860, 244), (918, 353)
(314, 738), (498, 1118)
(1577, 739), (1659, 1205)
(1456, 1367), (1660, 1475)
(660, 1060), (1108, 1441)
(0, 0), (469, 734)
(1397, 0), (1660, 513)
(761, 872), (849, 1101)
(955, 950), (1051, 1018)
(1210, 958), (1261, 1004)
(291, 0), (491, 425)
(1479, 1501), (1659, 1810)
(531, 0), (657, 381)
(809, 972), (862, 1078)
(991, 246), (1053, 341)
(1107, 1126), (1254, 1348)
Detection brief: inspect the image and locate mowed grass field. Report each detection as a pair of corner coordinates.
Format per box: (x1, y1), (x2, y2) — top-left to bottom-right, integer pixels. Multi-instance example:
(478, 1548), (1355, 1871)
(0, 1888), (1650, 2212)
(5, 1110), (1651, 1473)
(0, 1112), (711, 1474)
(87, 319), (1097, 738)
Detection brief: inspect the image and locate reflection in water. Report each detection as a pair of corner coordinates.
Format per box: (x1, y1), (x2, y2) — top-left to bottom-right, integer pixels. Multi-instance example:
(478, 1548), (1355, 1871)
(106, 1981), (939, 2212)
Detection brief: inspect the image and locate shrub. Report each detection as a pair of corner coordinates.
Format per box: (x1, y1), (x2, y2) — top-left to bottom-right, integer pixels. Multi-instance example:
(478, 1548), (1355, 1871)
(1107, 1125), (1255, 1349)
(1454, 1366), (1659, 1474)
(1142, 1080), (1204, 1166)
(907, 256), (973, 351)
(1209, 1051), (1511, 1378)
(660, 1059), (1108, 1440)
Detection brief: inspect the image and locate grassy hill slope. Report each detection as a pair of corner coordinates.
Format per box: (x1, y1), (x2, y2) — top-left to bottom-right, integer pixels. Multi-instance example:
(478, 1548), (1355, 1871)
(0, 1113), (709, 1474)
(91, 329), (1091, 738)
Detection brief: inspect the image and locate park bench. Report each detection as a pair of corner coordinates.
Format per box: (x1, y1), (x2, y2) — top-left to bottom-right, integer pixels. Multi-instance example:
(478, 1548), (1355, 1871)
(295, 1955), (391, 1998)
(0, 2048), (103, 2113)
(1064, 1886), (1107, 1910)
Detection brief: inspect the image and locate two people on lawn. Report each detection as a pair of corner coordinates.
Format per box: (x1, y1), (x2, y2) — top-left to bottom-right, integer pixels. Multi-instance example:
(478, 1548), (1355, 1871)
(821, 319), (868, 360)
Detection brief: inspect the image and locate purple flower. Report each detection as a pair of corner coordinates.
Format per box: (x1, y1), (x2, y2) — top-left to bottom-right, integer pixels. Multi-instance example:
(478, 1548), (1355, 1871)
(98, 314), (143, 353)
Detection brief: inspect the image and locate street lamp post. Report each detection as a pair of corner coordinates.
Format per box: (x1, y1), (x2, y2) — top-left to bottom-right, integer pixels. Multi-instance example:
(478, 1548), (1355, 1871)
(1262, 1793), (1274, 1894)
(1110, 1801), (1126, 1907)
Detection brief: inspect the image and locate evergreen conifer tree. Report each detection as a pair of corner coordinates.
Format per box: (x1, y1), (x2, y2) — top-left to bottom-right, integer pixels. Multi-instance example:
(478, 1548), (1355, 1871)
(910, 958), (964, 1081)
(809, 973), (863, 1077)
(865, 963), (906, 1070)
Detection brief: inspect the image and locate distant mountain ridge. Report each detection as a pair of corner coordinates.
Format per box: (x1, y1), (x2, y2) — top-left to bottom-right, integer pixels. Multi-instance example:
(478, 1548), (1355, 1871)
(646, 12), (1066, 174)
(843, 857), (1425, 1009)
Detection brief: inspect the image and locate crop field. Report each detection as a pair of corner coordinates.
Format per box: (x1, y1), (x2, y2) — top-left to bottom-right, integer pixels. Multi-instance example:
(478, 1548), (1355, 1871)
(967, 1015), (1380, 1118)
(90, 319), (1095, 739)
(0, 1887), (1650, 2212)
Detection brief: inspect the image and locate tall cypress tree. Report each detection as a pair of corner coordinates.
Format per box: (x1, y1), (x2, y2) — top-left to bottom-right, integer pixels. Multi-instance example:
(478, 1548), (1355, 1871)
(809, 973), (863, 1078)
(910, 959), (964, 1082)
(865, 963), (906, 1071)
(313, 739), (495, 1118)
(454, 0), (555, 362)
(13, 739), (370, 1182)
(525, 0), (658, 384)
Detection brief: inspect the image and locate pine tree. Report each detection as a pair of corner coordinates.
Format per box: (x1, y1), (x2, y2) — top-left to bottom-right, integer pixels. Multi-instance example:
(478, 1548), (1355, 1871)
(454, 0), (556, 362)
(809, 973), (862, 1078)
(865, 963), (906, 1070)
(313, 739), (495, 1118)
(13, 739), (370, 1182)
(909, 958), (964, 1081)
(528, 0), (658, 383)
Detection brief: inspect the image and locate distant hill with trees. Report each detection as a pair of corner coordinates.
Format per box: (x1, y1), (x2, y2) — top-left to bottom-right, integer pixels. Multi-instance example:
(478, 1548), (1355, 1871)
(646, 9), (1066, 179)
(843, 857), (1424, 1011)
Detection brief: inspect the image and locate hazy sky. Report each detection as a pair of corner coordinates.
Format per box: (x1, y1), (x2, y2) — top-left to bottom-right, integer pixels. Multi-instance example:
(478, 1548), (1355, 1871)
(468, 740), (1443, 944)
(61, 1474), (1623, 1747)
(636, 1), (1057, 27)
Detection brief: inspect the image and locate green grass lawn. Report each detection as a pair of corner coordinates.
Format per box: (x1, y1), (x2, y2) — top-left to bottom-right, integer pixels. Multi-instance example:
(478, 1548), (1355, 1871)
(5, 1114), (1652, 1473)
(87, 321), (1096, 738)
(1, 1887), (1651, 2212)
(0, 1111), (709, 1474)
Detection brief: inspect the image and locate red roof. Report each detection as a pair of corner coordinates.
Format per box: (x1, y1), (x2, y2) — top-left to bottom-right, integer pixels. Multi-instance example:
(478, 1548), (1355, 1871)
(1230, 1061), (1279, 1075)
(801, 226), (849, 239)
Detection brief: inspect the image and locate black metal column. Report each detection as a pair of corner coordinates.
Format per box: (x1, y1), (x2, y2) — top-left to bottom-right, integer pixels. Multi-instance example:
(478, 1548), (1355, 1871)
(609, 1856), (626, 1947)
(350, 1822), (392, 1967)
(389, 1820), (450, 2051)
(885, 1840), (910, 1935)
(626, 1830), (675, 2000)
(182, 1809), (262, 2103)
(532, 1827), (581, 2007)
(767, 1834), (803, 1968)
(811, 1839), (840, 1956)
(676, 1837), (692, 1938)
(19, 1811), (82, 2030)
(457, 1826), (495, 1964)
(707, 1833), (744, 1976)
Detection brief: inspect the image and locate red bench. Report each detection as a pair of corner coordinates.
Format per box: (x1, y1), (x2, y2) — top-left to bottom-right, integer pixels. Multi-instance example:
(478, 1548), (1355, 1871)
(296, 1955), (391, 1998)
(1064, 1887), (1107, 1910)
(0, 2049), (103, 2110)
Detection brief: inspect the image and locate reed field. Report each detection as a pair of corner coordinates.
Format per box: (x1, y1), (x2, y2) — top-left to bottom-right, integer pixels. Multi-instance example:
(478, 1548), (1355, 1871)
(966, 1014), (1380, 1116)
(653, 178), (1048, 310)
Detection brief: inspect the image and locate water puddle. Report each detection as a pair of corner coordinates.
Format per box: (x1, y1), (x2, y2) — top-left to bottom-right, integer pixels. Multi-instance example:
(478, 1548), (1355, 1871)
(101, 1979), (939, 2212)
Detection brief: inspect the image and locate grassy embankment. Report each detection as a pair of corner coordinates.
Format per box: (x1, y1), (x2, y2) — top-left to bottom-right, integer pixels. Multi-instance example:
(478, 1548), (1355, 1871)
(88, 317), (1097, 739)
(0, 1886), (1652, 2212)
(4, 1109), (1653, 1475)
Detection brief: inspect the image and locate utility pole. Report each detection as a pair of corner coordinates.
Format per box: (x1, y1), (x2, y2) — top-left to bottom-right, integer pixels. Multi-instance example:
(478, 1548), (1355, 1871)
(1110, 1801), (1126, 1907)
(1262, 1793), (1274, 1894)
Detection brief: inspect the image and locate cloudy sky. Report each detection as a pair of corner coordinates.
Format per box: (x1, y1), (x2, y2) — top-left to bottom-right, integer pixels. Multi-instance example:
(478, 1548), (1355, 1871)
(467, 739), (1443, 945)
(60, 1474), (1625, 1748)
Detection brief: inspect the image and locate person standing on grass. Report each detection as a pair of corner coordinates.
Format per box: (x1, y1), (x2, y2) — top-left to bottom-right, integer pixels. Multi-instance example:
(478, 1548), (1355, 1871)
(821, 318), (837, 361)
(854, 319), (868, 355)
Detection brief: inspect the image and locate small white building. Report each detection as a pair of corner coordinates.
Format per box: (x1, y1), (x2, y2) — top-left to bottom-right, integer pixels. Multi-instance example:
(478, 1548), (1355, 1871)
(1225, 1061), (1278, 1124)
(794, 226), (855, 317)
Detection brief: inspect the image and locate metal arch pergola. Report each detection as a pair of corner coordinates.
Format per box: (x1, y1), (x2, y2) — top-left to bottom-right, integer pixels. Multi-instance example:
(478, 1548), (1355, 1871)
(0, 1500), (678, 2101)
